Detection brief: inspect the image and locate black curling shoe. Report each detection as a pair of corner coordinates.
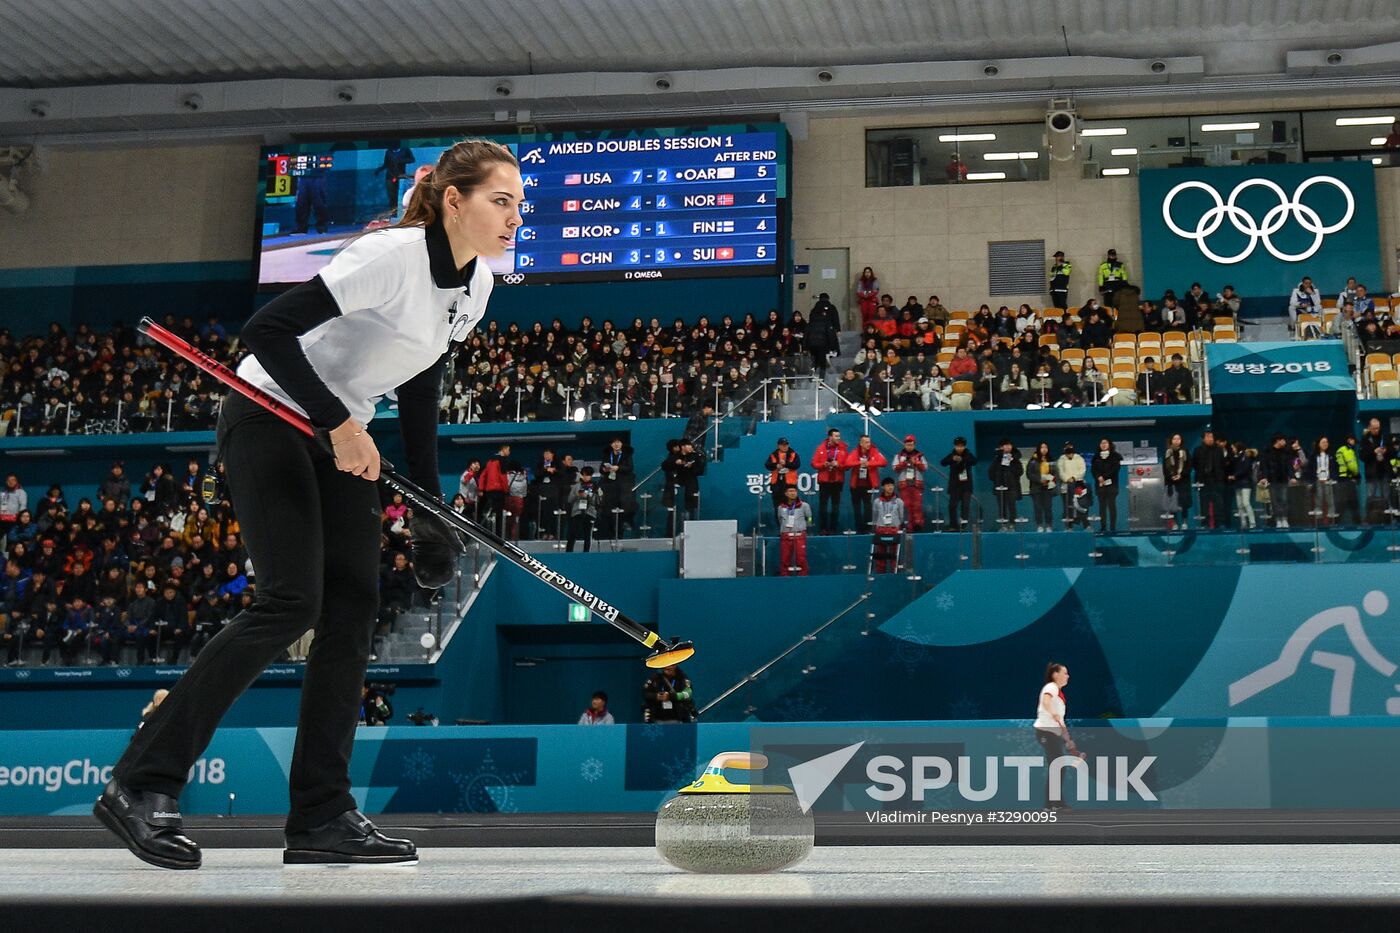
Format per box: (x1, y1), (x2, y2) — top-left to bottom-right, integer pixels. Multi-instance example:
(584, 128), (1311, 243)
(93, 778), (202, 870)
(283, 810), (418, 865)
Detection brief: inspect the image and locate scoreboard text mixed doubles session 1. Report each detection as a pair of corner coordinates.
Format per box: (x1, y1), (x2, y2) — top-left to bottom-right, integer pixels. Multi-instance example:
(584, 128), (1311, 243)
(504, 131), (781, 283)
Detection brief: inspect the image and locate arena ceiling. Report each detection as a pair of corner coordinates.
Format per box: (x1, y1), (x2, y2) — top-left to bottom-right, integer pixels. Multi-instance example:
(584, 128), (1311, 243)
(0, 0), (1398, 137)
(3, 0), (1400, 87)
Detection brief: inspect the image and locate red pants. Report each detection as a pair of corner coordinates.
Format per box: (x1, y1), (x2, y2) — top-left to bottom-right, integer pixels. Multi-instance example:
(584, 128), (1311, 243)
(505, 494), (524, 540)
(898, 485), (924, 531)
(872, 527), (901, 573)
(779, 533), (808, 576)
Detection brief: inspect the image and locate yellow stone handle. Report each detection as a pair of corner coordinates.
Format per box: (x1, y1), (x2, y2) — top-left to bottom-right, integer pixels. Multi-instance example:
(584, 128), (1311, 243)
(707, 751), (769, 771)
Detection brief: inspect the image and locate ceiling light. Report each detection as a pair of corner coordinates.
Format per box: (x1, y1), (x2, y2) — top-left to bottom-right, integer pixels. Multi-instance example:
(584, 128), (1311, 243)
(1110, 148), (1139, 156)
(1373, 157), (1384, 165)
(1326, 51), (1344, 66)
(1337, 116), (1394, 126)
(983, 151), (1040, 160)
(1102, 168), (1130, 176)
(1371, 137), (1389, 146)
(939, 133), (996, 142)
(1081, 127), (1127, 137)
(966, 171), (1006, 180)
(1200, 122), (1260, 131)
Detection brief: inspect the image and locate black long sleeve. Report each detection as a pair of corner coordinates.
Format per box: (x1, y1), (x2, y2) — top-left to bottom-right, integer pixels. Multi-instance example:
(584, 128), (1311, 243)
(239, 276), (351, 429)
(396, 353), (448, 499)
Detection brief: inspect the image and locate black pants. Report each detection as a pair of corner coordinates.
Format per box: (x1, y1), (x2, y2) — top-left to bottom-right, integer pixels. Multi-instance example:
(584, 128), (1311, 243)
(1034, 729), (1068, 806)
(1198, 483), (1227, 529)
(1030, 487), (1054, 528)
(484, 490), (506, 537)
(947, 487), (972, 530)
(817, 482), (843, 533)
(114, 393), (382, 833)
(850, 487), (872, 532)
(567, 513), (593, 552)
(1050, 290), (1068, 310)
(1099, 491), (1118, 533)
(1336, 479), (1361, 525)
(294, 174), (328, 233)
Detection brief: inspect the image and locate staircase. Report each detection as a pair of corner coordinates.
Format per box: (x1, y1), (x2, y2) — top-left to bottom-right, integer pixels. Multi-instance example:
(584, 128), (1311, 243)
(773, 329), (862, 421)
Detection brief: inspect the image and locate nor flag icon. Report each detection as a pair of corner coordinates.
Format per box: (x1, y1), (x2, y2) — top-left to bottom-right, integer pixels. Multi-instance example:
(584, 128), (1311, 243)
(716, 193), (735, 206)
(787, 741), (864, 814)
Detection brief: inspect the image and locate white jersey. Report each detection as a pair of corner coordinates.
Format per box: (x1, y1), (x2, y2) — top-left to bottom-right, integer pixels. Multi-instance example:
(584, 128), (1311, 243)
(239, 225), (493, 425)
(1034, 682), (1065, 731)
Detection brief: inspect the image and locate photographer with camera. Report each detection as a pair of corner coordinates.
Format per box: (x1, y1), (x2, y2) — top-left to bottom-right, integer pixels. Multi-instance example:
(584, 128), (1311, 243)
(360, 682), (394, 727)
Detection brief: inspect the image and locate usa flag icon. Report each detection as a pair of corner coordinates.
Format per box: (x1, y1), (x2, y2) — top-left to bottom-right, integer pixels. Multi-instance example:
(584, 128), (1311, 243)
(564, 173), (582, 185)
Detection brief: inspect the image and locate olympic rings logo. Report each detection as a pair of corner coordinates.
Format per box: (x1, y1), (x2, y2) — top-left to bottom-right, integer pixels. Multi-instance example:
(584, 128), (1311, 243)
(500, 273), (526, 285)
(1161, 176), (1354, 264)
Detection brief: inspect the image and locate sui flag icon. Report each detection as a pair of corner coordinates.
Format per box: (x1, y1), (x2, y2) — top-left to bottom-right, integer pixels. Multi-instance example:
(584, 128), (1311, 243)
(563, 173), (582, 185)
(563, 199), (580, 212)
(716, 247), (735, 260)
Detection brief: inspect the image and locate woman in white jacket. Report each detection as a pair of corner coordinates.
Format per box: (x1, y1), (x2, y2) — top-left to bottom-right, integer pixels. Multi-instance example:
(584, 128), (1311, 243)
(1056, 442), (1087, 529)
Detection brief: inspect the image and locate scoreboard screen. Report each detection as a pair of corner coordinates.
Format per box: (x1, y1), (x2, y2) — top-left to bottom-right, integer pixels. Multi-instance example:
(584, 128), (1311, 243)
(509, 130), (781, 283)
(254, 125), (787, 288)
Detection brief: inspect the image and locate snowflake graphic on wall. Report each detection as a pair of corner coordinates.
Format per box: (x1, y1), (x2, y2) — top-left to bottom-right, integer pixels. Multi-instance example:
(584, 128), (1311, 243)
(449, 749), (528, 814)
(935, 591), (955, 612)
(400, 748), (436, 785)
(1070, 605), (1106, 635)
(947, 695), (982, 719)
(661, 753), (699, 788)
(768, 692), (825, 722)
(579, 757), (604, 783)
(638, 722), (666, 743)
(1018, 587), (1039, 607)
(885, 621), (933, 676)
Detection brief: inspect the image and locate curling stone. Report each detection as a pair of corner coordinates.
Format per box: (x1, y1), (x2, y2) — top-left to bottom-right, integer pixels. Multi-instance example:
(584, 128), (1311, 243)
(655, 751), (814, 874)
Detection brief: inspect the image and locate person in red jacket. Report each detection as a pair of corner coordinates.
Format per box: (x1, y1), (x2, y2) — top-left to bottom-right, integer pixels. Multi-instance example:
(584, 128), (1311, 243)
(842, 435), (887, 532)
(764, 437), (802, 523)
(892, 434), (928, 532)
(947, 347), (978, 380)
(478, 443), (511, 536)
(810, 428), (849, 534)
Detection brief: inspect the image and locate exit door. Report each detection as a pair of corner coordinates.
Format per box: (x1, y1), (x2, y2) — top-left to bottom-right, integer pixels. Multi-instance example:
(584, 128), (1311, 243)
(798, 248), (850, 329)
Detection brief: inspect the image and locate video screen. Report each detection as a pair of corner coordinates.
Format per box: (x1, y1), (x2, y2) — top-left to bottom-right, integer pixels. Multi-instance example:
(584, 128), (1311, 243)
(254, 124), (787, 287)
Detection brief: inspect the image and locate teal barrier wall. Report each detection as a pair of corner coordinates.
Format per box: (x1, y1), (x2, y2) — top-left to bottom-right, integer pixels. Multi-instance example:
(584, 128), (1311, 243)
(3, 717), (1397, 816)
(0, 261), (255, 333)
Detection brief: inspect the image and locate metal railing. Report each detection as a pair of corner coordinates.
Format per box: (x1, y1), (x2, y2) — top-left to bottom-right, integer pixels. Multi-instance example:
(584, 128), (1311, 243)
(698, 592), (872, 717)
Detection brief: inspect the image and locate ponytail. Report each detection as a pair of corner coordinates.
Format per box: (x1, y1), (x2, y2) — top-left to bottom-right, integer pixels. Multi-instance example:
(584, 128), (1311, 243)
(396, 138), (517, 230)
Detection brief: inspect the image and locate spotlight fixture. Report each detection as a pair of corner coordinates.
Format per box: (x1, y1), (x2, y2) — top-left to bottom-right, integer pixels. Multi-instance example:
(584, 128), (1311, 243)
(654, 74), (673, 90)
(180, 93), (203, 112)
(983, 63), (1000, 77)
(27, 100), (48, 118)
(335, 85), (356, 103)
(1326, 51), (1343, 66)
(816, 69), (833, 83)
(494, 80), (513, 97)
(1149, 60), (1166, 74)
